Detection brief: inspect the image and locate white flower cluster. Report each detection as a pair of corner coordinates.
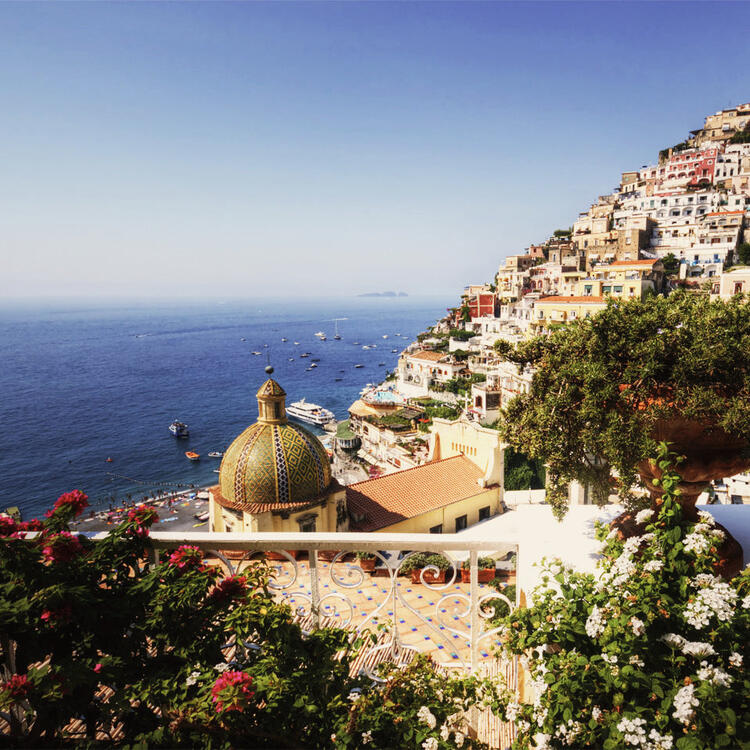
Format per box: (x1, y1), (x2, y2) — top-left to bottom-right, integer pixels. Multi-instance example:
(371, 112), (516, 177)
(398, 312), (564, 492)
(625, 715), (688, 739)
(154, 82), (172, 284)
(643, 559), (664, 573)
(602, 653), (618, 665)
(361, 730), (373, 745)
(681, 641), (715, 658)
(585, 604), (608, 638)
(617, 717), (647, 746)
(729, 652), (743, 667)
(743, 593), (750, 609)
(646, 729), (674, 750)
(697, 510), (715, 525)
(417, 705), (437, 730)
(697, 661), (732, 687)
(635, 508), (654, 524)
(505, 699), (521, 722)
(630, 617), (646, 636)
(684, 577), (738, 629)
(682, 531), (712, 555)
(214, 662), (231, 672)
(616, 719), (674, 750)
(422, 738), (438, 750)
(185, 670), (200, 686)
(662, 633), (685, 648)
(596, 545), (637, 590)
(672, 683), (698, 724)
(629, 654), (645, 667)
(554, 719), (583, 745)
(591, 706), (602, 721)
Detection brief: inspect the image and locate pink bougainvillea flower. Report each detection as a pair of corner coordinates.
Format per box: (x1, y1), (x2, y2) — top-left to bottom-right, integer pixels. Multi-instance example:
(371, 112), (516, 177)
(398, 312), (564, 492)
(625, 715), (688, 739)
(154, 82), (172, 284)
(167, 545), (205, 572)
(0, 516), (18, 537)
(0, 674), (30, 704)
(41, 532), (85, 564)
(47, 490), (89, 518)
(41, 604), (73, 626)
(211, 670), (254, 713)
(94, 663), (103, 673)
(125, 504), (158, 538)
(209, 575), (248, 604)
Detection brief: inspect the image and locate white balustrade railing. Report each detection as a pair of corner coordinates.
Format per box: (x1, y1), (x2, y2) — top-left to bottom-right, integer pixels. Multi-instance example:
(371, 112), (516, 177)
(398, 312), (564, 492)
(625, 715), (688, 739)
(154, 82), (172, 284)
(130, 531), (518, 676)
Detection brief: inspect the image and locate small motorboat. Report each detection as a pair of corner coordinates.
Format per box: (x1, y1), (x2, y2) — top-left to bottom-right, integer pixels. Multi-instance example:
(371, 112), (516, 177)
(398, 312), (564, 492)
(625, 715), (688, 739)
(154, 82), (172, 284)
(288, 357), (295, 361)
(311, 358), (321, 362)
(391, 348), (398, 353)
(281, 338), (288, 342)
(294, 341), (300, 345)
(354, 364), (364, 369)
(352, 341), (360, 345)
(306, 366), (315, 372)
(105, 457), (113, 463)
(309, 362), (318, 368)
(334, 377), (343, 382)
(185, 452), (200, 461)
(251, 351), (262, 355)
(169, 420), (189, 438)
(300, 352), (310, 358)
(378, 362), (385, 366)
(213, 469), (220, 473)
(240, 337), (246, 341)
(382, 335), (388, 339)
(207, 451), (223, 458)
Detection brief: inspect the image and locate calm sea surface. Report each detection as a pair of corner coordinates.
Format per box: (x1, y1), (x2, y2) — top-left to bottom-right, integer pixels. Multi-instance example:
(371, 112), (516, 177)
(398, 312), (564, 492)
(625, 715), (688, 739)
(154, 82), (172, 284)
(0, 296), (449, 519)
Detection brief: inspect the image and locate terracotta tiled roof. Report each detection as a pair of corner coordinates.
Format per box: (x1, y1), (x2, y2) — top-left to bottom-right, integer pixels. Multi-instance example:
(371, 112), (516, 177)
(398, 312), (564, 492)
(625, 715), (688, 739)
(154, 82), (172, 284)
(408, 350), (447, 362)
(346, 456), (487, 532)
(706, 211), (744, 217)
(536, 296), (606, 304)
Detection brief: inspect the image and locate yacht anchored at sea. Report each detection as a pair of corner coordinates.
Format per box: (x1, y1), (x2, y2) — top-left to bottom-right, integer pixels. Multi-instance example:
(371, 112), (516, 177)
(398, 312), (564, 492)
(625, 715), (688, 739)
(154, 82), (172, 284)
(286, 398), (335, 426)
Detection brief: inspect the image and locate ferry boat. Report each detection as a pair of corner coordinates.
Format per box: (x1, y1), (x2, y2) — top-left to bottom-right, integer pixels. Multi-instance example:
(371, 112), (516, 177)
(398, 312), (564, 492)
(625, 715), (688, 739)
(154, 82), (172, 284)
(286, 398), (335, 425)
(185, 451), (200, 461)
(169, 421), (189, 438)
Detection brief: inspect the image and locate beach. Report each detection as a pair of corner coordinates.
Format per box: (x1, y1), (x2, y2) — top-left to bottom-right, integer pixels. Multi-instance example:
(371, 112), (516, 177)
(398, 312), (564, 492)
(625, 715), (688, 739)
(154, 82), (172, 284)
(71, 488), (213, 534)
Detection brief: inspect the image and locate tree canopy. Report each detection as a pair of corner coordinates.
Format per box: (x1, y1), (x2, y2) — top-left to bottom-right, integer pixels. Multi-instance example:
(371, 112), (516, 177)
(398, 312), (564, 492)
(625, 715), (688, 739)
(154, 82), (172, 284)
(496, 293), (750, 517)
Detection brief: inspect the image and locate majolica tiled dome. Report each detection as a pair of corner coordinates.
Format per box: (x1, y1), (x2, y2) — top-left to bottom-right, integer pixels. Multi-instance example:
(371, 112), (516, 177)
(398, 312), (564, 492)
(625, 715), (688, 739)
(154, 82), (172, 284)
(218, 378), (332, 508)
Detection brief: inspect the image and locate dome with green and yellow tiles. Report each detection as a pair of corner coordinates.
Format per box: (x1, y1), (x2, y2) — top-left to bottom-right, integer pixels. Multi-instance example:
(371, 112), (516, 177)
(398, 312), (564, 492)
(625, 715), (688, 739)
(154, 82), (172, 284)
(218, 377), (332, 509)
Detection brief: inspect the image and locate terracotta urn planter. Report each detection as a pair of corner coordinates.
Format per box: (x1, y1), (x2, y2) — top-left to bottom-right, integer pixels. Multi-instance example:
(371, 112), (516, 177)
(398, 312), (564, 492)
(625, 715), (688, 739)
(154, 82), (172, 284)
(410, 568), (445, 585)
(611, 415), (750, 578)
(461, 568), (495, 584)
(357, 557), (376, 572)
(266, 549), (300, 562)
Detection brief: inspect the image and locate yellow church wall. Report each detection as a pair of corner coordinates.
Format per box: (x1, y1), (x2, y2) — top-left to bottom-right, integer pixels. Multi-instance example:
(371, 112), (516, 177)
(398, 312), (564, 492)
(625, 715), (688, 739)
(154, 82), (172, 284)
(428, 418), (504, 488)
(374, 487), (500, 534)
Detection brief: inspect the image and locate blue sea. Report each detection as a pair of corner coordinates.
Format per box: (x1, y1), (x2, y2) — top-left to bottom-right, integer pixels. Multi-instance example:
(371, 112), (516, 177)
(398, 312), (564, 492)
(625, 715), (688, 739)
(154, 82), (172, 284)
(0, 296), (449, 519)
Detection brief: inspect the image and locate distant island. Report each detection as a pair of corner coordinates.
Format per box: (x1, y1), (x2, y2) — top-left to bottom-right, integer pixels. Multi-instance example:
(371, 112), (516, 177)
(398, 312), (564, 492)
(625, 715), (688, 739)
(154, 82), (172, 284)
(357, 291), (408, 298)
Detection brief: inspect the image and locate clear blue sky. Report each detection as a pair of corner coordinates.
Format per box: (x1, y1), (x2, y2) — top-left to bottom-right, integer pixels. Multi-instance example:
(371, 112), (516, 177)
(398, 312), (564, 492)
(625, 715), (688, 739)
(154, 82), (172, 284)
(1, 1), (748, 300)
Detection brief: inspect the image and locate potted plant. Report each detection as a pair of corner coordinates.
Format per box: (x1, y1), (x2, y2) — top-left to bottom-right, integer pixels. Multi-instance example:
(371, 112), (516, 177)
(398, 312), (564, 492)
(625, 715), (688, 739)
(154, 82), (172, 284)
(496, 293), (750, 576)
(354, 550), (376, 572)
(400, 553), (452, 584)
(460, 557), (496, 583)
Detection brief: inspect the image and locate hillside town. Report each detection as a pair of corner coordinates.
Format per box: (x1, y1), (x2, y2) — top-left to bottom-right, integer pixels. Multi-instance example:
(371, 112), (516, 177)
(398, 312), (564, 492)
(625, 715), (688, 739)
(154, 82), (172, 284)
(337, 103), (750, 506)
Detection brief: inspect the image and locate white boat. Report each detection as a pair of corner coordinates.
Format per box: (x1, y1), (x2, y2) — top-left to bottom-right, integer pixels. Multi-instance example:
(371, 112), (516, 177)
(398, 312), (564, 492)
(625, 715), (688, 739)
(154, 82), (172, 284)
(314, 331), (327, 340)
(208, 451), (223, 458)
(169, 420), (189, 438)
(281, 338), (288, 342)
(286, 398), (335, 425)
(300, 352), (310, 358)
(362, 345), (371, 350)
(251, 351), (262, 355)
(354, 364), (364, 369)
(382, 335), (388, 339)
(309, 362), (318, 368)
(294, 341), (300, 345)
(333, 320), (342, 340)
